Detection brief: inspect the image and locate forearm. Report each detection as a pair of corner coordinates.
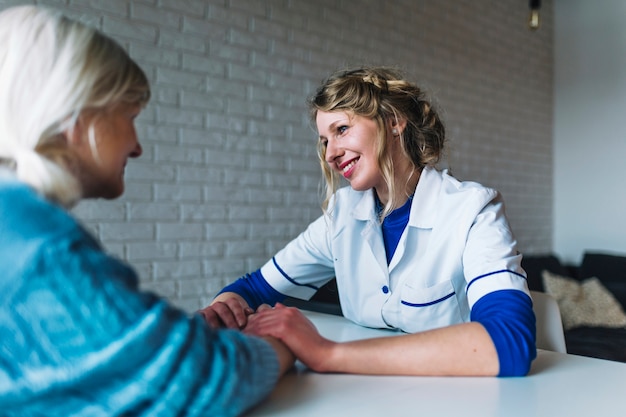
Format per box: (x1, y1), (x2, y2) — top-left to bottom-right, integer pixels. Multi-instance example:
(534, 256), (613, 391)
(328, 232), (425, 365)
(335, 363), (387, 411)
(321, 322), (499, 376)
(244, 304), (500, 377)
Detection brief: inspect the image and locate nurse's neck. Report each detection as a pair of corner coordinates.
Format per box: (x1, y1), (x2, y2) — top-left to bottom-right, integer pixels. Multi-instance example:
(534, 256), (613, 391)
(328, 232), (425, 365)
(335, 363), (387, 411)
(375, 169), (420, 209)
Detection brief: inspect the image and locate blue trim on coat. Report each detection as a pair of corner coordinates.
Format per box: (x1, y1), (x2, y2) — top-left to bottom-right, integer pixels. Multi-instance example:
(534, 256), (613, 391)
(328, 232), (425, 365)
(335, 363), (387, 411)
(400, 291), (456, 307)
(272, 257), (320, 290)
(466, 269), (527, 291)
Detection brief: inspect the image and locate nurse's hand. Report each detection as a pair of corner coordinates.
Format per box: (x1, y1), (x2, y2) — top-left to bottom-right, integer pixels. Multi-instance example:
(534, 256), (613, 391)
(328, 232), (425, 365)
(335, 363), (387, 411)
(243, 303), (336, 372)
(198, 292), (253, 329)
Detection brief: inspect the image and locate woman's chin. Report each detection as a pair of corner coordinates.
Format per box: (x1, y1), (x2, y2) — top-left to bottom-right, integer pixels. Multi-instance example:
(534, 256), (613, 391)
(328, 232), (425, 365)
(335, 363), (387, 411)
(348, 182), (368, 192)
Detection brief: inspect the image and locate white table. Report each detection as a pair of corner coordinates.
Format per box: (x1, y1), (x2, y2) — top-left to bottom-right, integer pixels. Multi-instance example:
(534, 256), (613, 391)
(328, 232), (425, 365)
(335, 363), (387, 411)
(247, 311), (626, 417)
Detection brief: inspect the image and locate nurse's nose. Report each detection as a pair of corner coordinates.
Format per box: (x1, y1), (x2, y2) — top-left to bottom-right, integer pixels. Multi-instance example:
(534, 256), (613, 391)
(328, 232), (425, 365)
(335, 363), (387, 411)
(324, 138), (343, 164)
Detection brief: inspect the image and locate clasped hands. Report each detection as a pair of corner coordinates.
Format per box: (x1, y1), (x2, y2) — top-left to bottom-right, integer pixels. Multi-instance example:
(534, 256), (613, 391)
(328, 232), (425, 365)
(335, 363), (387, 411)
(198, 299), (333, 372)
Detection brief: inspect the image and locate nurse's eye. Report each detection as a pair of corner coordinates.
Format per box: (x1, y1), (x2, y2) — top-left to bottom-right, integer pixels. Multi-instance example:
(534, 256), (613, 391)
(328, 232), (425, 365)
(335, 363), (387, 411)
(337, 125), (348, 135)
(319, 138), (328, 148)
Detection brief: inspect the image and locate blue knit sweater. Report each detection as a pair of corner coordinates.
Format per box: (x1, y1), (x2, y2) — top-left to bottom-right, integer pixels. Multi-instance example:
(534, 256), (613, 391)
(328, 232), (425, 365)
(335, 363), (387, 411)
(0, 177), (279, 417)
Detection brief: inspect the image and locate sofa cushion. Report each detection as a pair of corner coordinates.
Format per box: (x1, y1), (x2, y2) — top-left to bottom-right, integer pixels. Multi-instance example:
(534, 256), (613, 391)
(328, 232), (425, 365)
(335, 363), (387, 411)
(580, 252), (626, 309)
(542, 270), (626, 330)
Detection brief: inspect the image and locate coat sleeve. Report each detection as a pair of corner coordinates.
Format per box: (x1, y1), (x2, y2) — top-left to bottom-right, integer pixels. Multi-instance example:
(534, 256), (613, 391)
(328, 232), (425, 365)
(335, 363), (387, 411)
(260, 213), (336, 300)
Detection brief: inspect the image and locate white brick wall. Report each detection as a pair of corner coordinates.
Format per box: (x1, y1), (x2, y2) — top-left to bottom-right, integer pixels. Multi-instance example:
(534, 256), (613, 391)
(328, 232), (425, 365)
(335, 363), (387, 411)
(2, 0), (553, 311)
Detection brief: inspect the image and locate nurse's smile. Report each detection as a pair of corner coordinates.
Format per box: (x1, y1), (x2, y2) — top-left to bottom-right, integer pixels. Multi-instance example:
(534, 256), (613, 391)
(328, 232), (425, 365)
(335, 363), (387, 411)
(340, 157), (359, 178)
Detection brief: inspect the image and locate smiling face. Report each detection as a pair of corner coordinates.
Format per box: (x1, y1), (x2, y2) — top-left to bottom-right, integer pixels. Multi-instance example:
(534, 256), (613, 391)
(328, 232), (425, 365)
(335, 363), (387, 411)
(68, 102), (143, 199)
(317, 110), (387, 195)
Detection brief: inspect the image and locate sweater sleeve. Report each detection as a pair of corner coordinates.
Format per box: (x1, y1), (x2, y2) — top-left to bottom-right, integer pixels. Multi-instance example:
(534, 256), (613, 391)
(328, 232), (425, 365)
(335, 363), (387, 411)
(470, 289), (537, 377)
(1, 229), (280, 417)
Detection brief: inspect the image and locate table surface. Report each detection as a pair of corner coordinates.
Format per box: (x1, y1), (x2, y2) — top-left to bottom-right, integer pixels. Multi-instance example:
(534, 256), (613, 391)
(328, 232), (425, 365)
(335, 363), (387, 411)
(246, 311), (626, 417)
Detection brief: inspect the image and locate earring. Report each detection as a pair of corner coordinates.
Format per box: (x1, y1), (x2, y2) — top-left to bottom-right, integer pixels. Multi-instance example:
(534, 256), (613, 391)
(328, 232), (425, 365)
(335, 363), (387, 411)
(392, 129), (398, 135)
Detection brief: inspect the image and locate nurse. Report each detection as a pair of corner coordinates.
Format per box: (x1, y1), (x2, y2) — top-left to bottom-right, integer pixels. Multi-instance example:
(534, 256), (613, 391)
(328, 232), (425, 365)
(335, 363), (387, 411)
(199, 67), (536, 377)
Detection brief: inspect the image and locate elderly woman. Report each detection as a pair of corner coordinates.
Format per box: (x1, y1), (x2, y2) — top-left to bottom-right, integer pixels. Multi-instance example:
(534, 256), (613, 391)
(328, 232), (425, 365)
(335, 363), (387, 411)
(0, 5), (293, 416)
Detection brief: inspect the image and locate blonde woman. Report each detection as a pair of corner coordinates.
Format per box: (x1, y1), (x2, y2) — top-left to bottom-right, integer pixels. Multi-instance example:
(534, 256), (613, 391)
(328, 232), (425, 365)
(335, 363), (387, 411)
(201, 67), (536, 377)
(0, 6), (293, 416)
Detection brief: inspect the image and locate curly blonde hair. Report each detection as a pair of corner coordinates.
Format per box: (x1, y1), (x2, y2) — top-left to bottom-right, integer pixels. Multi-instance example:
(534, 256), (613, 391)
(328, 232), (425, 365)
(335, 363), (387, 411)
(308, 67), (445, 218)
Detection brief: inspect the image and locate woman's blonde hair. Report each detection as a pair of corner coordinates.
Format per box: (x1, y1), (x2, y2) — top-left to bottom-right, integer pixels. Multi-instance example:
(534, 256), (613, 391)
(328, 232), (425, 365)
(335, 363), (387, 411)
(0, 5), (150, 207)
(308, 67), (445, 218)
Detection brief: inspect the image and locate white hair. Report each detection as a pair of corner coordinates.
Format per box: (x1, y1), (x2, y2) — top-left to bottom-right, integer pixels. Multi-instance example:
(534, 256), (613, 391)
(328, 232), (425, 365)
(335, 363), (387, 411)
(0, 5), (150, 207)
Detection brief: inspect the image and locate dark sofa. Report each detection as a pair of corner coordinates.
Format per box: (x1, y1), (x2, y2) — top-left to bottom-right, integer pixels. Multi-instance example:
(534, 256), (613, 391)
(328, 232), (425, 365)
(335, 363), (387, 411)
(522, 252), (626, 309)
(521, 252), (626, 363)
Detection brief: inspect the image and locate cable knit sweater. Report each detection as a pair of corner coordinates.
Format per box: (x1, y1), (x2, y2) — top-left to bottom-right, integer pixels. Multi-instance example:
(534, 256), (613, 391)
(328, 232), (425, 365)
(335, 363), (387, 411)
(0, 177), (279, 417)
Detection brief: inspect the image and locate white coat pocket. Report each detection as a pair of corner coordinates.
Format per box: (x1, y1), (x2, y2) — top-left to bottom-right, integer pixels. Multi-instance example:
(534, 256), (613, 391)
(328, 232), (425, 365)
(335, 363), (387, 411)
(398, 279), (463, 333)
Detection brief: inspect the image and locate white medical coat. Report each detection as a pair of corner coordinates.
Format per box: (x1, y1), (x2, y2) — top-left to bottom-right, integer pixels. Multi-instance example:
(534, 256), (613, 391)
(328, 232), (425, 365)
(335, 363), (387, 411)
(260, 166), (529, 333)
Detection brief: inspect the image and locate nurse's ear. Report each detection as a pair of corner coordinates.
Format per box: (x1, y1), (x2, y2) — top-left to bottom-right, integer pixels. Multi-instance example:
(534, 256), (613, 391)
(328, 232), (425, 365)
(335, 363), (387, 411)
(387, 117), (407, 137)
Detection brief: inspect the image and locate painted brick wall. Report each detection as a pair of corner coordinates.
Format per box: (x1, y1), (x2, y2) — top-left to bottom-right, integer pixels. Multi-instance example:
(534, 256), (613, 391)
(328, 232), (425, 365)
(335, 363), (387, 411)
(1, 0), (553, 311)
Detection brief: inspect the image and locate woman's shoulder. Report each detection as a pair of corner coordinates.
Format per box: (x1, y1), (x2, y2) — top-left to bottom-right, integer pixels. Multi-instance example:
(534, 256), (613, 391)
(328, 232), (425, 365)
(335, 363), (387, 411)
(0, 179), (86, 245)
(1, 179), (135, 303)
(433, 167), (498, 201)
(412, 167), (500, 222)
